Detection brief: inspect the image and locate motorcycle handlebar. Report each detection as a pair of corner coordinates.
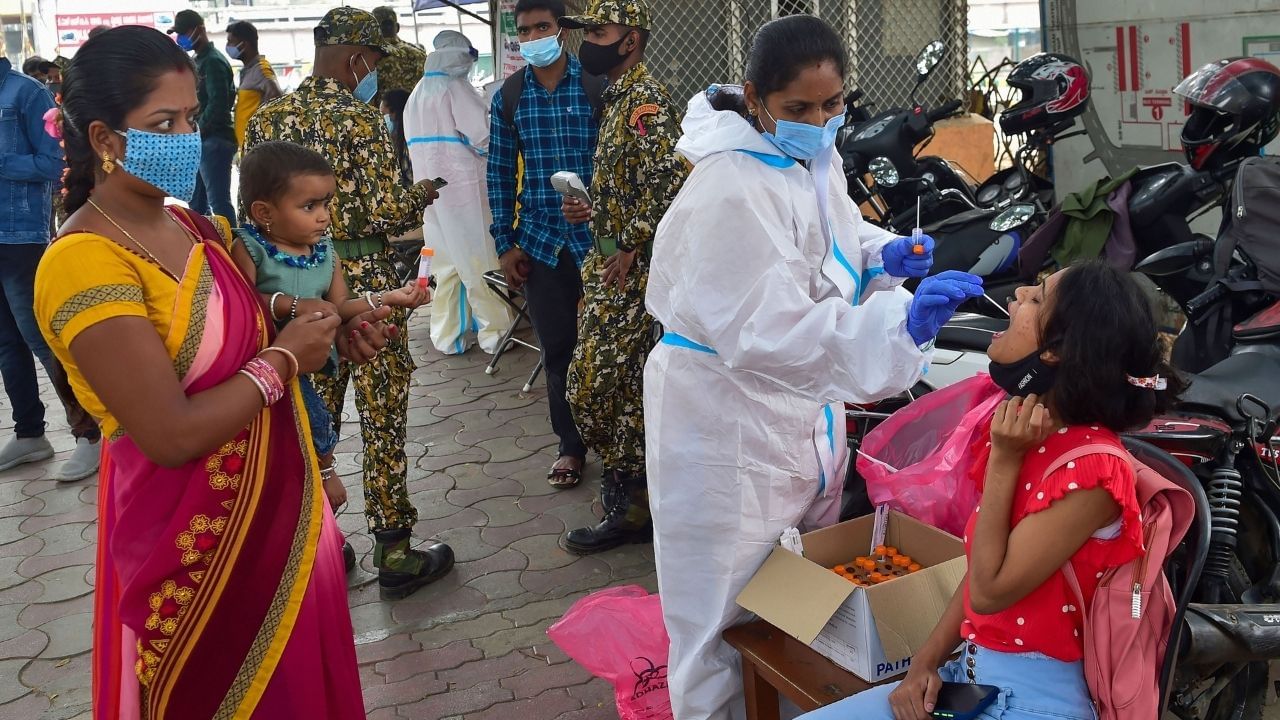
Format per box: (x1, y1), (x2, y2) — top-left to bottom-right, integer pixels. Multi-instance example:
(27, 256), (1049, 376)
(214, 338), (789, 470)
(1186, 282), (1228, 318)
(927, 99), (965, 124)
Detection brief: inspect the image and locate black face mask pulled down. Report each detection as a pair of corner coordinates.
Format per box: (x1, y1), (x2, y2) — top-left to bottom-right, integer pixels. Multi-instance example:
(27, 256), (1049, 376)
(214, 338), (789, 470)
(578, 34), (629, 76)
(989, 349), (1057, 397)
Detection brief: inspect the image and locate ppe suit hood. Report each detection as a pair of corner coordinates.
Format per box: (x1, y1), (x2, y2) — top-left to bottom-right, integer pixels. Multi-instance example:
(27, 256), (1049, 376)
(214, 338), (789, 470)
(676, 89), (788, 166)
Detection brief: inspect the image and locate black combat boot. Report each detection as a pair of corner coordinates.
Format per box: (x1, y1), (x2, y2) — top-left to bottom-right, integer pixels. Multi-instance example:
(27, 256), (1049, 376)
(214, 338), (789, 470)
(373, 528), (455, 600)
(564, 471), (653, 555)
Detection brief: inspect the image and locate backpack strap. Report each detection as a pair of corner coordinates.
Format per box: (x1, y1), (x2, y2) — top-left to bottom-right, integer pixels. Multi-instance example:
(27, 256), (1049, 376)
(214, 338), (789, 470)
(1062, 561), (1087, 614)
(500, 70), (525, 135)
(1045, 442), (1132, 623)
(1040, 442), (1130, 483)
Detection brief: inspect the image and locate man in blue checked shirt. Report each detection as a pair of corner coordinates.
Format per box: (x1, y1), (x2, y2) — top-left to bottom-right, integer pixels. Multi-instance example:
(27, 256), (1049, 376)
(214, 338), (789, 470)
(488, 0), (601, 489)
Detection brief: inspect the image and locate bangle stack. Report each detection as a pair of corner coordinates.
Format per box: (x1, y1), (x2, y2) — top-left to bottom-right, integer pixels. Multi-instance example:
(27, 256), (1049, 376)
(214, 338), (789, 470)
(259, 346), (299, 380)
(289, 295), (300, 320)
(364, 291), (384, 310)
(239, 357), (286, 406)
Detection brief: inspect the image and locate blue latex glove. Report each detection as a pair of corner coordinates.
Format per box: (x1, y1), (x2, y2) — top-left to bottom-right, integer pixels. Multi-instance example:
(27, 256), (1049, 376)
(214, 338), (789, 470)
(882, 234), (936, 278)
(908, 271), (985, 346)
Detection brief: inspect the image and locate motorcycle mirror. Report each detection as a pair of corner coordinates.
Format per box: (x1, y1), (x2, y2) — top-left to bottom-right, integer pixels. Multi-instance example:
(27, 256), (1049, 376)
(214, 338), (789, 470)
(915, 41), (946, 80)
(1134, 241), (1205, 277)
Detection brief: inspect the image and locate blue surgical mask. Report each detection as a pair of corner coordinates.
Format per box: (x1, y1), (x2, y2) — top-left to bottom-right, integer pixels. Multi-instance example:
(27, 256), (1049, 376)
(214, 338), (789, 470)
(114, 128), (202, 203)
(226, 43), (243, 60)
(384, 115), (396, 133)
(352, 55), (378, 104)
(175, 33), (195, 52)
(519, 33), (563, 68)
(760, 105), (844, 161)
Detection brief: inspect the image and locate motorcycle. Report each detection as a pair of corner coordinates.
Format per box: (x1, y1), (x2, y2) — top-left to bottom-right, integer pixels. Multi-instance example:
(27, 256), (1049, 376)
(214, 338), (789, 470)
(840, 43), (1089, 319)
(839, 41), (976, 232)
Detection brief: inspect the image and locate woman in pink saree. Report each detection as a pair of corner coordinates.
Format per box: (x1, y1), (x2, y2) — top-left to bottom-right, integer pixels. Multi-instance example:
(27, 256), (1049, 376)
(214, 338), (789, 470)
(34, 27), (385, 719)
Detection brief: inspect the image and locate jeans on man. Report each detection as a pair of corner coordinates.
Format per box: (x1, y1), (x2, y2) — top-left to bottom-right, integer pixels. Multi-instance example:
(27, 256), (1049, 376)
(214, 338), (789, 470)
(0, 243), (100, 442)
(190, 136), (237, 223)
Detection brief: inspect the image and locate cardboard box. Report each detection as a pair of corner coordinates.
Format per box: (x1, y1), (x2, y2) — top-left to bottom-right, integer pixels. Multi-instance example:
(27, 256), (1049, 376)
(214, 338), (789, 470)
(737, 511), (966, 682)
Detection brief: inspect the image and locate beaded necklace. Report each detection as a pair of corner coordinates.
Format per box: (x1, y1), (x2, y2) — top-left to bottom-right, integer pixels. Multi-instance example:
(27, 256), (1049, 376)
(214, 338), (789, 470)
(241, 224), (329, 269)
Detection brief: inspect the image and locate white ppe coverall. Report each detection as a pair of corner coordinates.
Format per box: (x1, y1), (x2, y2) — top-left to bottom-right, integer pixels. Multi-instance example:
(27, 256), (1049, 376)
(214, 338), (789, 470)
(645, 91), (930, 720)
(405, 31), (513, 354)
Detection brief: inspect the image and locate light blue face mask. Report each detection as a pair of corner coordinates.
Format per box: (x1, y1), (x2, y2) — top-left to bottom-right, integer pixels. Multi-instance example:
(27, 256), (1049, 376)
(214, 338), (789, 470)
(384, 115), (396, 133)
(519, 33), (563, 68)
(352, 55), (378, 104)
(114, 128), (202, 203)
(760, 105), (844, 161)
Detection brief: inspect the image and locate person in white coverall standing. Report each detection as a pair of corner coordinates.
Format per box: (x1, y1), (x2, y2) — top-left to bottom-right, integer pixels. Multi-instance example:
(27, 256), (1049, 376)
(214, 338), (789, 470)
(644, 15), (986, 720)
(405, 30), (513, 354)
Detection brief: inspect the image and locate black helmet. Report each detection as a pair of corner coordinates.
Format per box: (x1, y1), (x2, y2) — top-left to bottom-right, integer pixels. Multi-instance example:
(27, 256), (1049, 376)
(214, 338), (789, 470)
(1174, 57), (1280, 171)
(1000, 53), (1090, 136)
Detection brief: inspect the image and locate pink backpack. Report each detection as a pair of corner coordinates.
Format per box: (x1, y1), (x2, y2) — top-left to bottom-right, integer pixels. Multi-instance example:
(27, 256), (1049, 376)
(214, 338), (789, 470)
(1043, 444), (1195, 720)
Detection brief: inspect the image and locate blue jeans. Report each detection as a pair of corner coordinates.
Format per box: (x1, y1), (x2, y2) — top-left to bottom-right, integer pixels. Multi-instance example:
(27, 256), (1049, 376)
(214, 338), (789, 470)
(299, 375), (338, 458)
(190, 136), (236, 223)
(0, 243), (56, 438)
(799, 643), (1096, 720)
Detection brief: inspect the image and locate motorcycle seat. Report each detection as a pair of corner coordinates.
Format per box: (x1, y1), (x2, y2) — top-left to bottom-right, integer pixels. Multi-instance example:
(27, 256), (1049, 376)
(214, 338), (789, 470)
(1181, 352), (1280, 426)
(935, 313), (1007, 353)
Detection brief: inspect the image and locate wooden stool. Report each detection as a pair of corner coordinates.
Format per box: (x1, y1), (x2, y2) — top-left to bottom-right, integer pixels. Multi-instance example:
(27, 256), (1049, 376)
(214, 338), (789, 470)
(724, 619), (877, 720)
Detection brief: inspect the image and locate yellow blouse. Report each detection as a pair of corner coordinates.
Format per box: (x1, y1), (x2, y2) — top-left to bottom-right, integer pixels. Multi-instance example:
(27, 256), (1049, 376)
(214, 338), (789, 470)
(34, 232), (204, 440)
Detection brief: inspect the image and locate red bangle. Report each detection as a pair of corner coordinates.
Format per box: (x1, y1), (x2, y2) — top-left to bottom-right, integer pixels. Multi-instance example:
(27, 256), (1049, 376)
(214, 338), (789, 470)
(240, 357), (285, 405)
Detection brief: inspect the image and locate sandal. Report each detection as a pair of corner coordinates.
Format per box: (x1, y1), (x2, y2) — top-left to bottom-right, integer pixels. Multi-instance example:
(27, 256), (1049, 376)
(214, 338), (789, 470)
(547, 458), (584, 489)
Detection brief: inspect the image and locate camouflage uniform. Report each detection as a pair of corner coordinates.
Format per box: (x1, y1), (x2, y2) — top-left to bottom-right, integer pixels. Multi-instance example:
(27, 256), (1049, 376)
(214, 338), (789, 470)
(244, 7), (431, 534)
(376, 37), (427, 103)
(563, 7), (689, 478)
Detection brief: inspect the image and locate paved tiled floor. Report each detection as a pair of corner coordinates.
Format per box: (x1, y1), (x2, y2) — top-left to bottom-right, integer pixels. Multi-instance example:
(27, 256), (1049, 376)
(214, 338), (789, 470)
(0, 310), (646, 719)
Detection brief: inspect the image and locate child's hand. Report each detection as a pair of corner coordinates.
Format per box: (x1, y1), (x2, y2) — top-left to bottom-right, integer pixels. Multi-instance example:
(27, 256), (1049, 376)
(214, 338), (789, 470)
(296, 298), (339, 319)
(991, 394), (1053, 461)
(383, 282), (432, 309)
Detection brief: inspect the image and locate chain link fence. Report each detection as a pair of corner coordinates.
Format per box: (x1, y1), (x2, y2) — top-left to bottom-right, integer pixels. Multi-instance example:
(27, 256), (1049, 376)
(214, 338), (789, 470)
(626, 0), (969, 113)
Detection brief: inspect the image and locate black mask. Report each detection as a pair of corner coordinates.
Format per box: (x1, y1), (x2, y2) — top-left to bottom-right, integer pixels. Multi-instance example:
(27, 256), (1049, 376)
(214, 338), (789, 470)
(989, 348), (1057, 396)
(46, 82), (61, 97)
(578, 33), (630, 76)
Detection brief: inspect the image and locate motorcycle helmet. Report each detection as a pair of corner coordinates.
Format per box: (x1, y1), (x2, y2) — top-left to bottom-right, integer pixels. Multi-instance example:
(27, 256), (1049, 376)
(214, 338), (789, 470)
(1000, 53), (1090, 136)
(1174, 57), (1280, 171)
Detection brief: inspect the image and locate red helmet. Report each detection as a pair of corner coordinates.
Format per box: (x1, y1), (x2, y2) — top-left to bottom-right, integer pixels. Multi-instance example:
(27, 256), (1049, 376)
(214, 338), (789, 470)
(1000, 53), (1091, 136)
(1174, 57), (1280, 171)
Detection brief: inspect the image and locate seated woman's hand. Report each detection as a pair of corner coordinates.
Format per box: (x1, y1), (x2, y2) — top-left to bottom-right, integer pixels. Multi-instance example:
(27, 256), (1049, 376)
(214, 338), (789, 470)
(991, 394), (1053, 460)
(888, 663), (944, 720)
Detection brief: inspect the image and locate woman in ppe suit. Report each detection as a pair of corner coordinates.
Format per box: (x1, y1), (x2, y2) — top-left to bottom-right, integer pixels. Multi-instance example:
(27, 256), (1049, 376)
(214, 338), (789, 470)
(644, 15), (985, 720)
(405, 30), (513, 355)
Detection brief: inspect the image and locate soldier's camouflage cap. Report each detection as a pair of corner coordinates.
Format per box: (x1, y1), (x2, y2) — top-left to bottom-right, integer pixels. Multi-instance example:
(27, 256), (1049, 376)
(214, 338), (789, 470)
(561, 0), (651, 31)
(313, 6), (395, 55)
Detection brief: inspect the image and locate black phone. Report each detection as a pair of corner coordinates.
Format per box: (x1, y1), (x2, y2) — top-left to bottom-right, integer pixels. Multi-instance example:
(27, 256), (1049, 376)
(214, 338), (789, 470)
(431, 176), (448, 189)
(930, 682), (1000, 719)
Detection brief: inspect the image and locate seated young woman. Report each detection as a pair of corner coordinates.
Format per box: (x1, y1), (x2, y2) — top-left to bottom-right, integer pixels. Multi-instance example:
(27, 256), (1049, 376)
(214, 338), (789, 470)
(800, 260), (1183, 720)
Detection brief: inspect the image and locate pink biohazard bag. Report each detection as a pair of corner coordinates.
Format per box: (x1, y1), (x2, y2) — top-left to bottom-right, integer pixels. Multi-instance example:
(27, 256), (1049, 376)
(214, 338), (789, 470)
(857, 374), (1004, 536)
(547, 586), (673, 720)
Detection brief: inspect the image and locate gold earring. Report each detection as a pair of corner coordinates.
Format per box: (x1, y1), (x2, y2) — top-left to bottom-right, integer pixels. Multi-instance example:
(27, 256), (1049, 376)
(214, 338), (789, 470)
(101, 152), (115, 174)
